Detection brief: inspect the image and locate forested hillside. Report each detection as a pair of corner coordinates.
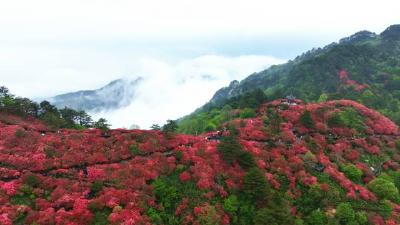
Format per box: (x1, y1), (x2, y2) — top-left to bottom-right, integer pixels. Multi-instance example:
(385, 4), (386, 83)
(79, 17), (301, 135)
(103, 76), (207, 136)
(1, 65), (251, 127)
(179, 25), (400, 135)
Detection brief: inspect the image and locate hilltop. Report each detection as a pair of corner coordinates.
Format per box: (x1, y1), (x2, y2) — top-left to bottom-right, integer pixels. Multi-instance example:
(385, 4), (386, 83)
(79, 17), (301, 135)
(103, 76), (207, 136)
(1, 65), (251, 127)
(1, 99), (400, 224)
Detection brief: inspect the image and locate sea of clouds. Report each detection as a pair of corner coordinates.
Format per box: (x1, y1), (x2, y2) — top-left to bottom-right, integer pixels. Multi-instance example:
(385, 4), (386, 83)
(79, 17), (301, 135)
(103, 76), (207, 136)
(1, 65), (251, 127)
(91, 55), (284, 129)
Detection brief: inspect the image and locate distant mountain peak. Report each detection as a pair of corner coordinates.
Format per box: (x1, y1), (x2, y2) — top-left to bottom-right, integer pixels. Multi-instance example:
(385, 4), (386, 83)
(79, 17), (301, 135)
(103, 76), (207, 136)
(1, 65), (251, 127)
(381, 24), (400, 40)
(49, 77), (142, 112)
(209, 80), (240, 104)
(339, 30), (377, 44)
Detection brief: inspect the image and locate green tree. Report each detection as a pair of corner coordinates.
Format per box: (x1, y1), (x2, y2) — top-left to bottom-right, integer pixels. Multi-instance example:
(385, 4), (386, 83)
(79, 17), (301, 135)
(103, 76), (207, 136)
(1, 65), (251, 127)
(296, 184), (325, 215)
(254, 196), (294, 225)
(335, 203), (356, 224)
(223, 195), (239, 215)
(59, 107), (79, 128)
(94, 118), (110, 131)
(355, 211), (368, 225)
(243, 167), (269, 201)
(240, 108), (256, 119)
(343, 164), (363, 183)
(300, 110), (315, 129)
(317, 93), (328, 103)
(306, 209), (327, 225)
(205, 122), (217, 132)
(367, 177), (400, 201)
(150, 124), (161, 131)
(76, 110), (93, 127)
(162, 120), (178, 138)
(327, 112), (345, 127)
(217, 135), (242, 164)
(237, 151), (256, 170)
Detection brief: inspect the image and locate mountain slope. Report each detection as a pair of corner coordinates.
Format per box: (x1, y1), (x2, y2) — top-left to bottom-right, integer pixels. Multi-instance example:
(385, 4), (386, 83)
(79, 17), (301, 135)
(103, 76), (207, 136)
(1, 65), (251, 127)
(1, 100), (400, 224)
(211, 25), (400, 105)
(49, 78), (142, 112)
(179, 25), (400, 134)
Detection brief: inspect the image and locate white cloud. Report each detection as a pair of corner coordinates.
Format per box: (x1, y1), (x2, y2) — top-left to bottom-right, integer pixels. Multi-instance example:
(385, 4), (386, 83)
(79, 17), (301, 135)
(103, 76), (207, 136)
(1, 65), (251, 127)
(92, 55), (284, 129)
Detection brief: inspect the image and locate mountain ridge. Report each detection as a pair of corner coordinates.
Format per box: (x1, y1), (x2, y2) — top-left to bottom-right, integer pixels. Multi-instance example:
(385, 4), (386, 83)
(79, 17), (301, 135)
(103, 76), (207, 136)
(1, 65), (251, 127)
(48, 77), (142, 112)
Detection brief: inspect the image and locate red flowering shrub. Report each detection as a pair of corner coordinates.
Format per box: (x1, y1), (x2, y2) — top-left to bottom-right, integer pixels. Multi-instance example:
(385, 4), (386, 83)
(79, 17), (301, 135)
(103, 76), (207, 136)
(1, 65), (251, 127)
(338, 69), (368, 91)
(179, 171), (191, 182)
(0, 99), (398, 225)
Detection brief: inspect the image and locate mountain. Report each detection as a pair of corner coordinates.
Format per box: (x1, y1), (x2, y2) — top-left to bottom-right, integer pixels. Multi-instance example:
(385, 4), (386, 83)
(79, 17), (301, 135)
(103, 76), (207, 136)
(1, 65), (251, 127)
(48, 78), (142, 112)
(0, 99), (400, 224)
(178, 24), (400, 134)
(210, 24), (400, 105)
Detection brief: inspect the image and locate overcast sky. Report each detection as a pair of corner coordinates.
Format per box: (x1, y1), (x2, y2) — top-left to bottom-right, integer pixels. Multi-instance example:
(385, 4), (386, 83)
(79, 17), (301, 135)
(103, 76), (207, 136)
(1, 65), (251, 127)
(1, 0), (399, 128)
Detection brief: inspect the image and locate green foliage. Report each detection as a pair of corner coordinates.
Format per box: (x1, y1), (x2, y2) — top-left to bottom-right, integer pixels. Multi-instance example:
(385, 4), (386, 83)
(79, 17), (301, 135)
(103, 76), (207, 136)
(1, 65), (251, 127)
(153, 178), (180, 211)
(379, 200), (393, 219)
(147, 207), (163, 224)
(300, 110), (315, 129)
(385, 170), (400, 190)
(44, 147), (56, 158)
(327, 108), (365, 132)
(306, 209), (327, 225)
(327, 112), (344, 127)
(94, 118), (110, 131)
(367, 177), (400, 201)
(342, 164), (363, 183)
(217, 135), (242, 164)
(90, 181), (104, 197)
(236, 151), (256, 170)
(253, 191), (294, 225)
(60, 108), (93, 128)
(263, 109), (283, 134)
(150, 124), (162, 131)
(340, 108), (365, 131)
(10, 185), (36, 208)
(318, 93), (328, 102)
(223, 195), (239, 214)
(295, 184), (325, 215)
(129, 144), (143, 156)
(335, 203), (356, 224)
(204, 122), (217, 132)
(90, 207), (112, 225)
(355, 211), (368, 225)
(24, 174), (39, 188)
(12, 212), (27, 225)
(163, 120), (178, 138)
(243, 167), (270, 201)
(178, 89), (267, 134)
(15, 129), (26, 138)
(240, 108), (256, 119)
(254, 205), (294, 225)
(163, 120), (178, 132)
(217, 130), (255, 170)
(235, 202), (256, 225)
(150, 168), (204, 224)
